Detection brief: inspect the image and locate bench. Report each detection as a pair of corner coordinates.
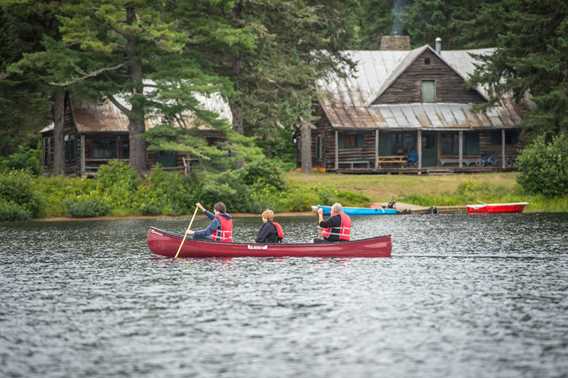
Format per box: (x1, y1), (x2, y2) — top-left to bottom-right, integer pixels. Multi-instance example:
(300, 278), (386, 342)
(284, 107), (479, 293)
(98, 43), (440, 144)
(377, 155), (407, 168)
(439, 156), (481, 167)
(338, 160), (371, 169)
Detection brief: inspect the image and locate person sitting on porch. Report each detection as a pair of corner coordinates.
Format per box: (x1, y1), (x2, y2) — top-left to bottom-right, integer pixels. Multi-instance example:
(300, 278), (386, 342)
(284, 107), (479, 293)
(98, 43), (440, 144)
(314, 203), (351, 243)
(188, 202), (233, 242)
(255, 209), (284, 243)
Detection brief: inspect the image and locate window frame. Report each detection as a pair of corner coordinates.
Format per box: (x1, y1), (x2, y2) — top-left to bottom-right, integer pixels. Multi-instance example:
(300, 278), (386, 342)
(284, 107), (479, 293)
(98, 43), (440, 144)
(421, 80), (437, 103)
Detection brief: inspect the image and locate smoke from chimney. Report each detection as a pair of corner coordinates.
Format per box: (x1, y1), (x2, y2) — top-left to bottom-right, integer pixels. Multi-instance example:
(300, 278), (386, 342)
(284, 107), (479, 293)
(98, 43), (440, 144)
(392, 0), (409, 35)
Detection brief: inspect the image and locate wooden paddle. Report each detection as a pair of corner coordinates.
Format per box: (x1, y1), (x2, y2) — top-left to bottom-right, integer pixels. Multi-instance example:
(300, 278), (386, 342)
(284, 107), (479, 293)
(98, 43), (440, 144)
(174, 205), (200, 259)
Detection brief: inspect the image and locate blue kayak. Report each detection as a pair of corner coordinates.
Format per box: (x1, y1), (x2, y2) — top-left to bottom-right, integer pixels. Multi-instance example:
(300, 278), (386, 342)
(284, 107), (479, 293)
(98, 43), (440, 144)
(312, 205), (400, 216)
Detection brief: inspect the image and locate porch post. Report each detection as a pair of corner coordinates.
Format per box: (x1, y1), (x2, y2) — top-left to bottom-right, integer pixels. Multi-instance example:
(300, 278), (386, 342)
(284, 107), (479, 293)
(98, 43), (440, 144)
(501, 128), (506, 169)
(375, 129), (379, 169)
(417, 129), (422, 170)
(458, 130), (464, 168)
(80, 134), (86, 177)
(335, 130), (339, 170)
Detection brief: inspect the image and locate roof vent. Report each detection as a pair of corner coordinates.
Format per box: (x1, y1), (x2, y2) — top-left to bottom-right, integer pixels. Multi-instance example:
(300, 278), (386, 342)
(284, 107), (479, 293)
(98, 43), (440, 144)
(435, 37), (442, 54)
(380, 35), (411, 50)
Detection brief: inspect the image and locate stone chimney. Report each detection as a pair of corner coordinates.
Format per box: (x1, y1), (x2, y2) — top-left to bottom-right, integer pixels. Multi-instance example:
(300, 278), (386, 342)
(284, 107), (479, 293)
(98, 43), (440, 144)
(379, 35), (411, 50)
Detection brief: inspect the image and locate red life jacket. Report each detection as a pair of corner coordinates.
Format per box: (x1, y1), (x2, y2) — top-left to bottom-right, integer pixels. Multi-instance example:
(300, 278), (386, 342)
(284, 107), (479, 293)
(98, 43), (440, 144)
(321, 212), (351, 241)
(273, 222), (284, 241)
(211, 214), (233, 242)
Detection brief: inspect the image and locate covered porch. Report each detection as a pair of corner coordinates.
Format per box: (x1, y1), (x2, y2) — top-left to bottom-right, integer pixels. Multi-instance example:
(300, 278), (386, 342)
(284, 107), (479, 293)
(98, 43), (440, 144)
(325, 128), (520, 174)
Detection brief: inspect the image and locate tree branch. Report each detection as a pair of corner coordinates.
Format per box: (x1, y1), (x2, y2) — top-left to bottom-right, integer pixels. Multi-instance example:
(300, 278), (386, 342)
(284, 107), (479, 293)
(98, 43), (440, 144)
(107, 94), (131, 116)
(49, 63), (126, 87)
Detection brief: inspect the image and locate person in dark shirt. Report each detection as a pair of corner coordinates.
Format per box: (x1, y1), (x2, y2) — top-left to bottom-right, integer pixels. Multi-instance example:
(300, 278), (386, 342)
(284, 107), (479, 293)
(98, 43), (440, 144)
(314, 203), (351, 243)
(255, 209), (283, 243)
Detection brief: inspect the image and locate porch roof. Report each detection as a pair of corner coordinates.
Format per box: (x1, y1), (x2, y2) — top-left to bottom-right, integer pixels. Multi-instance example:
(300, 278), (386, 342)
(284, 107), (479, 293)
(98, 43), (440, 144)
(322, 102), (522, 130)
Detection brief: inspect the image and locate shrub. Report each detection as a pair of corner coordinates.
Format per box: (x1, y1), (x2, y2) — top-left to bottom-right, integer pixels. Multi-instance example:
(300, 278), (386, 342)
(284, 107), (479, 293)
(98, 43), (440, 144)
(0, 170), (42, 218)
(64, 196), (111, 218)
(32, 176), (94, 217)
(193, 170), (254, 212)
(134, 166), (195, 215)
(95, 160), (140, 209)
(0, 199), (32, 221)
(0, 146), (41, 175)
(238, 159), (287, 191)
(517, 134), (568, 196)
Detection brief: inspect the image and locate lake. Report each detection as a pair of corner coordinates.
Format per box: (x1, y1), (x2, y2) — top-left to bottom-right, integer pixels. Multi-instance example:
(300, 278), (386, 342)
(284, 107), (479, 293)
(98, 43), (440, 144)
(1, 213), (567, 378)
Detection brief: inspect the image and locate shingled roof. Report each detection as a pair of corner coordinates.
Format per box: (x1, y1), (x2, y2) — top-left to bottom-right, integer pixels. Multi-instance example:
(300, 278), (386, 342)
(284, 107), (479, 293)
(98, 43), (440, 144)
(317, 46), (521, 130)
(41, 90), (232, 134)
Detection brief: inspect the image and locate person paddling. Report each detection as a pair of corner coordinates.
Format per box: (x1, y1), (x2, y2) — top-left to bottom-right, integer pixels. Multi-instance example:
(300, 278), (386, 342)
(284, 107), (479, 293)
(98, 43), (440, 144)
(255, 209), (284, 244)
(188, 202), (233, 242)
(314, 202), (351, 243)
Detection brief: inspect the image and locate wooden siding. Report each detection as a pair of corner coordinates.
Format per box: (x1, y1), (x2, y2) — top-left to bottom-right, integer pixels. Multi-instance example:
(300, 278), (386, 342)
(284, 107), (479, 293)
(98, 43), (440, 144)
(375, 50), (486, 104)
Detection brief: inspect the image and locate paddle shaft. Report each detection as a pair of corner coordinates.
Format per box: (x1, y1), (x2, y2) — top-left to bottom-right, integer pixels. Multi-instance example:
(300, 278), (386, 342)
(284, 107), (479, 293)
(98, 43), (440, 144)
(174, 205), (199, 258)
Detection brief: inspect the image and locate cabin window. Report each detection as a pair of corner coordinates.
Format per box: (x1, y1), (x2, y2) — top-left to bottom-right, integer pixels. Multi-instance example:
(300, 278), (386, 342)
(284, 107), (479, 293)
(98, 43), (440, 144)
(156, 151), (177, 167)
(489, 129), (519, 145)
(441, 132), (480, 155)
(92, 139), (117, 159)
(43, 137), (50, 166)
(424, 57), (431, 65)
(339, 133), (364, 149)
(64, 135), (77, 162)
(421, 80), (436, 102)
(315, 135), (323, 161)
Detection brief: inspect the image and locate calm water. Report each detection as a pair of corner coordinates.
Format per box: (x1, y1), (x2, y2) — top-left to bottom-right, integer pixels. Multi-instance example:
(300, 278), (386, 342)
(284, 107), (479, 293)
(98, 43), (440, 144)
(1, 214), (567, 378)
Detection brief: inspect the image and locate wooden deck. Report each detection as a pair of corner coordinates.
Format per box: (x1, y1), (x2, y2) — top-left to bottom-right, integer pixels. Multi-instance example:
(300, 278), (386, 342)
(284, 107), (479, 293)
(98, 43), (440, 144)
(328, 166), (515, 175)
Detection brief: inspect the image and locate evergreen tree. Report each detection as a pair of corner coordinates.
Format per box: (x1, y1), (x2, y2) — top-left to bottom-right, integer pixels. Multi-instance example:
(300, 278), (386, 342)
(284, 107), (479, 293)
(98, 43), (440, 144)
(469, 0), (568, 137)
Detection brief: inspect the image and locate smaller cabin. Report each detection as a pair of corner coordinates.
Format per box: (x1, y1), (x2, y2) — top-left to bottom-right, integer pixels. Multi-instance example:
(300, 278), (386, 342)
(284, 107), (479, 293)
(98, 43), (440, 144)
(41, 93), (231, 176)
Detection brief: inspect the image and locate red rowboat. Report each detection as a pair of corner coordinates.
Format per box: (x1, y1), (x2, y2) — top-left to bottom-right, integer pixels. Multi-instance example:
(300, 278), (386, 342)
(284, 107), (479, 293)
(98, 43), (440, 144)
(466, 202), (528, 214)
(147, 227), (392, 258)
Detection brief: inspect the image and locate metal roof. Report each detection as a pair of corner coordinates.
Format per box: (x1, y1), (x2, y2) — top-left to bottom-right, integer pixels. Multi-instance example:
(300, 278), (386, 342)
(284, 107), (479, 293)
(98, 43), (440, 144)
(317, 45), (520, 130)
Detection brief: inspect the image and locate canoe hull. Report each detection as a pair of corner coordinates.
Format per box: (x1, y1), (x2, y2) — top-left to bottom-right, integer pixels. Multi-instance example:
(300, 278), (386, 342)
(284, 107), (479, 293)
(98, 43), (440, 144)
(147, 227), (392, 258)
(313, 205), (399, 216)
(467, 202), (528, 214)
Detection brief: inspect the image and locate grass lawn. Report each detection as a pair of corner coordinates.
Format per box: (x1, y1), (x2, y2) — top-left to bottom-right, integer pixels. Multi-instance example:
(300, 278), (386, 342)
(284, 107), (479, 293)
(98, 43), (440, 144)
(286, 171), (568, 213)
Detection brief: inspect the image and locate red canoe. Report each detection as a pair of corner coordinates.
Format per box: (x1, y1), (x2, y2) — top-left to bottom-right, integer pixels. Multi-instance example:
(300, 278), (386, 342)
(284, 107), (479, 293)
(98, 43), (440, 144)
(147, 227), (392, 258)
(466, 202), (528, 214)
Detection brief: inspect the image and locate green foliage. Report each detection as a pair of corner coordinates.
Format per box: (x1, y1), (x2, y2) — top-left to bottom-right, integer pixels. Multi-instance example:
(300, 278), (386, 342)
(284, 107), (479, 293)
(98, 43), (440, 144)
(95, 160), (139, 210)
(133, 166), (195, 215)
(64, 196), (111, 218)
(0, 198), (32, 221)
(31, 175), (94, 217)
(469, 0), (568, 136)
(0, 170), (41, 219)
(238, 159), (286, 191)
(0, 145), (41, 174)
(517, 134), (568, 197)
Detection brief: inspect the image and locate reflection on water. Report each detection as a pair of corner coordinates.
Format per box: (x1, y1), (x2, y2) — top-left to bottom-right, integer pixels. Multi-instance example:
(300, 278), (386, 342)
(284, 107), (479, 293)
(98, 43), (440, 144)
(1, 214), (567, 378)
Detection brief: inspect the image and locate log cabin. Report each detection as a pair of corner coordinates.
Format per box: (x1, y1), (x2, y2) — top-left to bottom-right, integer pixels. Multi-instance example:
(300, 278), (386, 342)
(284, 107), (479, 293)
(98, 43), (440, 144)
(41, 92), (232, 177)
(304, 36), (524, 174)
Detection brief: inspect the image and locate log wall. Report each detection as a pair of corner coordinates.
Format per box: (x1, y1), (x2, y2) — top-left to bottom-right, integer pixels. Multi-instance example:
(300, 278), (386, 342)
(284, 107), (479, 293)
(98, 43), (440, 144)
(375, 50), (486, 104)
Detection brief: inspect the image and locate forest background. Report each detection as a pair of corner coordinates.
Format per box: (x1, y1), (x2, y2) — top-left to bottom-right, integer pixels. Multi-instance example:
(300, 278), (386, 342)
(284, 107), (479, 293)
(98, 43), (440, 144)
(0, 0), (566, 220)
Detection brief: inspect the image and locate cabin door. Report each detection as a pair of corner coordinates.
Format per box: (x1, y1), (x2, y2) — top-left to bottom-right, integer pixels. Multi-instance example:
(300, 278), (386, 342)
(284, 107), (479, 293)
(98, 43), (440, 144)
(422, 132), (438, 167)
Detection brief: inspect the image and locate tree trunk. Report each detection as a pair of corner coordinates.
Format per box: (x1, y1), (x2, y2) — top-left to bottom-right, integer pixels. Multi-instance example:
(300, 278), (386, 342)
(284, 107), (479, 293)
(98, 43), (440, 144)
(53, 89), (65, 175)
(126, 6), (147, 175)
(231, 1), (244, 134)
(300, 121), (312, 173)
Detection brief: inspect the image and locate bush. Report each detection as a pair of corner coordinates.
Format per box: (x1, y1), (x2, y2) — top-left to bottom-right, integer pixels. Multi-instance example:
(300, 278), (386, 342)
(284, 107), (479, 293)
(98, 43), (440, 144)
(32, 176), (94, 217)
(134, 166), (195, 215)
(0, 146), (41, 175)
(238, 159), (287, 191)
(193, 170), (255, 212)
(517, 134), (568, 196)
(0, 170), (42, 218)
(64, 197), (111, 218)
(0, 199), (32, 221)
(95, 160), (140, 209)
